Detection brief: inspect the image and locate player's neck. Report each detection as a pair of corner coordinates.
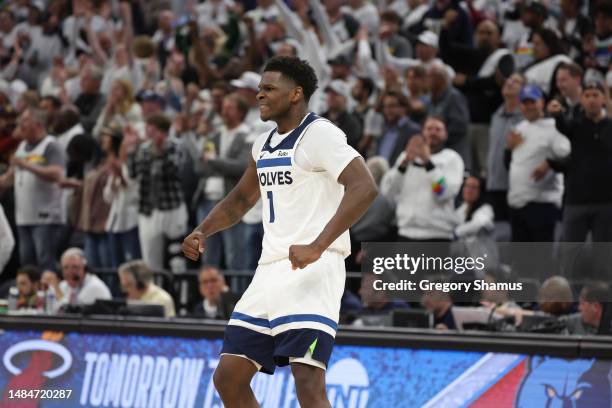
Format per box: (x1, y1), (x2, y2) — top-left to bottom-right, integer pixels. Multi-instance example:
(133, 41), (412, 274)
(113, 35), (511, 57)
(275, 107), (308, 134)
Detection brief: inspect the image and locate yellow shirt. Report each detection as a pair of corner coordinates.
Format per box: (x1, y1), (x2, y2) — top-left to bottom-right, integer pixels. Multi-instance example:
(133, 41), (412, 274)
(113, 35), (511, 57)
(140, 283), (176, 317)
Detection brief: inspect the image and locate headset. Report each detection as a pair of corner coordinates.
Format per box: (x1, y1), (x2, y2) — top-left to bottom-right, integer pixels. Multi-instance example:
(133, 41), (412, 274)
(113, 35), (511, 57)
(122, 261), (152, 291)
(61, 247), (88, 284)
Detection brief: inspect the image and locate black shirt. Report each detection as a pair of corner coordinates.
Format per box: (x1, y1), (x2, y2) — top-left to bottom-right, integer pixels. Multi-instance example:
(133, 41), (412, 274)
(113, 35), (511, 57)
(439, 28), (515, 123)
(555, 113), (612, 205)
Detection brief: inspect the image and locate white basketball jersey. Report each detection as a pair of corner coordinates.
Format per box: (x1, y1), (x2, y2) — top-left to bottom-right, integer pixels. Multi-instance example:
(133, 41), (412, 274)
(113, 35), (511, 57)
(255, 112), (353, 264)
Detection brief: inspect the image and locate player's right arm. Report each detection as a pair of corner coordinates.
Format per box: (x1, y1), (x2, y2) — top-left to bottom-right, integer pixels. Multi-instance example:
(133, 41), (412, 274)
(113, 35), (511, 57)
(182, 157), (260, 261)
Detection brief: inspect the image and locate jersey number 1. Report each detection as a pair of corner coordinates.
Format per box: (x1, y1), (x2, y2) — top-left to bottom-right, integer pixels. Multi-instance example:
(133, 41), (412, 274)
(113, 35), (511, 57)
(266, 191), (275, 223)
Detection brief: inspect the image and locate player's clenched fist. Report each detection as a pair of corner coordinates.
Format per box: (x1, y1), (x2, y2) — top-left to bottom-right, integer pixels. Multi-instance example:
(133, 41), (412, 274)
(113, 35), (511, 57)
(289, 244), (323, 270)
(182, 231), (206, 261)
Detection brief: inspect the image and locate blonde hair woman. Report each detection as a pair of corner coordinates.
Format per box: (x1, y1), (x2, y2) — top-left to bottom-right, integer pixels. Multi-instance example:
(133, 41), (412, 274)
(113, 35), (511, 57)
(93, 79), (143, 138)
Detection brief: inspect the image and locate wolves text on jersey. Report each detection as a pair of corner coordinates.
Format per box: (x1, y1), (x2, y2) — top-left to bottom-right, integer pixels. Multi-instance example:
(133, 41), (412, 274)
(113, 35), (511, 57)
(258, 171), (293, 187)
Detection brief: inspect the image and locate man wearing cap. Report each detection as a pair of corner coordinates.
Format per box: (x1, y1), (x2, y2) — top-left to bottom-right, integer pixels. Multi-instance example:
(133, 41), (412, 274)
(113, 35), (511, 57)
(552, 80), (612, 243)
(506, 84), (571, 242)
(137, 89), (166, 119)
(323, 80), (362, 149)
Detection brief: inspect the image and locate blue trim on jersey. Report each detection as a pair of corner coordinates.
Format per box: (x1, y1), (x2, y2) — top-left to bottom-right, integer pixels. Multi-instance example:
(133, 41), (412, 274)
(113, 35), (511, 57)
(270, 314), (338, 331)
(256, 157), (292, 168)
(261, 112), (319, 153)
(230, 312), (338, 331)
(230, 312), (271, 328)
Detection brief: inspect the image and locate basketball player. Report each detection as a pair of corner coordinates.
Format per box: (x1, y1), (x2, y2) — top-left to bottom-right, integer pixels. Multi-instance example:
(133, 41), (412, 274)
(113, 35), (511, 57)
(182, 56), (377, 407)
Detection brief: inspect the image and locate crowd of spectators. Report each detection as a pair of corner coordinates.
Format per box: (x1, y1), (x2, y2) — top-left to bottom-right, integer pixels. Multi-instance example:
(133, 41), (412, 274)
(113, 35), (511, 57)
(0, 0), (611, 334)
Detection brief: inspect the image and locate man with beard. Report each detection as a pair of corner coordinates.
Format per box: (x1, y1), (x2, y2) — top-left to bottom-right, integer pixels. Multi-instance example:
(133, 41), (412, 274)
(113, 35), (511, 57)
(381, 116), (464, 241)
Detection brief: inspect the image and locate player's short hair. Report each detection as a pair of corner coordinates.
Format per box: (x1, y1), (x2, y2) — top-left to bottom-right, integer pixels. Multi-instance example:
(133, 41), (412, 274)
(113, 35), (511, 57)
(263, 56), (318, 102)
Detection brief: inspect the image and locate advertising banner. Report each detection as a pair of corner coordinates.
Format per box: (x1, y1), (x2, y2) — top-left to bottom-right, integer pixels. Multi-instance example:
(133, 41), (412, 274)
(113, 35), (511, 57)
(0, 330), (610, 407)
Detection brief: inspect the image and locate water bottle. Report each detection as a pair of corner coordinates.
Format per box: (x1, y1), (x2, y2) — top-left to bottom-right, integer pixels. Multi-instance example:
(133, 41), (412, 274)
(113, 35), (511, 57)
(36, 290), (45, 313)
(8, 287), (18, 312)
(45, 289), (56, 314)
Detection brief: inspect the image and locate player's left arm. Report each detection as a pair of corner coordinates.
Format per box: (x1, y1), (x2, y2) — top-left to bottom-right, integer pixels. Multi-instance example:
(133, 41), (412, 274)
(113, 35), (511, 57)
(289, 157), (377, 269)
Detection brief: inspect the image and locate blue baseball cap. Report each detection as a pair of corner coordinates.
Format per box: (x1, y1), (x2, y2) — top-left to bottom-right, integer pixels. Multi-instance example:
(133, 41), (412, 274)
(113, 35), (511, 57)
(519, 84), (543, 102)
(136, 89), (166, 107)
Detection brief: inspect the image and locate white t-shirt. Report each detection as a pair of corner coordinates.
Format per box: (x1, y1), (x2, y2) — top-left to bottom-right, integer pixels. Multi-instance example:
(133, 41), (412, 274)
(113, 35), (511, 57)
(203, 299), (218, 319)
(58, 274), (112, 307)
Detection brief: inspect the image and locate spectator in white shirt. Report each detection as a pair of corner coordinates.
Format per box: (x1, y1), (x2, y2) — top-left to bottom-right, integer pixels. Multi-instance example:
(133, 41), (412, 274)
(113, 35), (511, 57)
(42, 247), (112, 309)
(381, 116), (464, 241)
(102, 127), (141, 268)
(506, 85), (571, 242)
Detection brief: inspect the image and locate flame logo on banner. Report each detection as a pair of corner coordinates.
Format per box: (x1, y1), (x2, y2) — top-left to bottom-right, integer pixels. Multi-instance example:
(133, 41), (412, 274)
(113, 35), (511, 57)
(1, 332), (69, 408)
